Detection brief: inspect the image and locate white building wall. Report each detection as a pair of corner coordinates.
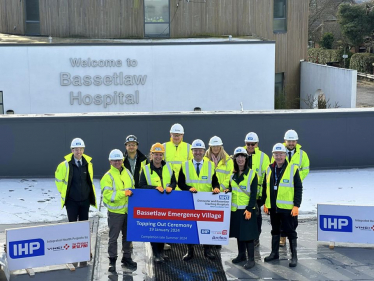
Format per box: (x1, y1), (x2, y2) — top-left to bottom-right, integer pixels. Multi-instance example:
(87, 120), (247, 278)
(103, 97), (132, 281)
(0, 42), (275, 114)
(300, 61), (357, 109)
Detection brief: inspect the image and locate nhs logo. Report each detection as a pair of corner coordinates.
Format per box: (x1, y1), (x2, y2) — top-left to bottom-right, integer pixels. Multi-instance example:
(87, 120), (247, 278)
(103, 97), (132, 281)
(201, 229), (210, 234)
(9, 239), (45, 259)
(219, 195), (229, 200)
(320, 215), (353, 232)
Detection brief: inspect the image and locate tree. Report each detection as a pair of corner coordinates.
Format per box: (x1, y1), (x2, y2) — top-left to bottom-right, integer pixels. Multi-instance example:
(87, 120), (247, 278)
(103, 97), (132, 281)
(338, 2), (374, 52)
(320, 32), (334, 48)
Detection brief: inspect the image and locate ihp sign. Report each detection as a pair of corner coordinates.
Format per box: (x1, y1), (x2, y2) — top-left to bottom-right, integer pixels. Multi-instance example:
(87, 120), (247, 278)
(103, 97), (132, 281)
(318, 204), (374, 244)
(6, 221), (90, 271)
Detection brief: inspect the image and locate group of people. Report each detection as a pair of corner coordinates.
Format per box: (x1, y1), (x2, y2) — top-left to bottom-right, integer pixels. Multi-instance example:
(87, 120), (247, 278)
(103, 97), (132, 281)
(54, 123), (310, 272)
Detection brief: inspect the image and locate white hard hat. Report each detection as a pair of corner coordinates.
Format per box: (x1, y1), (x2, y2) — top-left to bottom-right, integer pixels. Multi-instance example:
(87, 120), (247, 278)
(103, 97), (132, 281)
(109, 149), (124, 160)
(191, 139), (206, 149)
(71, 138), (85, 148)
(233, 147), (248, 156)
(170, 123), (184, 134)
(209, 136), (223, 146)
(272, 143), (287, 153)
(244, 132), (259, 143)
(284, 129), (299, 141)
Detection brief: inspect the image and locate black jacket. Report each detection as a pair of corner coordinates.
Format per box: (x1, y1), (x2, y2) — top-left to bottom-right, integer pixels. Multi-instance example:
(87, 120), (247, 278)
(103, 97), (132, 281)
(139, 160), (177, 189)
(66, 155), (95, 206)
(123, 149), (148, 188)
(261, 161), (302, 213)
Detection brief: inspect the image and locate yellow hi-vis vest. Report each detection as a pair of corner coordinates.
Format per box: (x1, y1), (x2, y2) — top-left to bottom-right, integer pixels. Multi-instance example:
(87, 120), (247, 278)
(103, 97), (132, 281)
(271, 143), (310, 181)
(283, 143), (310, 181)
(100, 165), (134, 214)
(163, 141), (192, 178)
(142, 163), (173, 188)
(242, 146), (270, 199)
(229, 169), (256, 211)
(55, 153), (97, 209)
(214, 155), (234, 190)
(181, 158), (215, 192)
(265, 164), (298, 210)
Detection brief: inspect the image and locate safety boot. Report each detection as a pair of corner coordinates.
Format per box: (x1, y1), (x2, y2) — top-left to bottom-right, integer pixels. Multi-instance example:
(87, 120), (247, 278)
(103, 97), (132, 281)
(243, 241), (255, 269)
(264, 235), (280, 262)
(121, 256), (137, 269)
(108, 257), (116, 272)
(232, 240), (246, 264)
(289, 238), (298, 267)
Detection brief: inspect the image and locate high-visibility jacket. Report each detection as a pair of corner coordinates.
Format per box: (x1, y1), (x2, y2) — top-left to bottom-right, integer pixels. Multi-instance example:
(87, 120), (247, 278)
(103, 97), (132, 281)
(248, 147), (270, 200)
(55, 153), (97, 209)
(142, 162), (173, 188)
(271, 143), (310, 181)
(181, 158), (215, 192)
(163, 141), (193, 178)
(100, 165), (134, 214)
(214, 155), (234, 190)
(230, 169), (256, 211)
(265, 164), (298, 210)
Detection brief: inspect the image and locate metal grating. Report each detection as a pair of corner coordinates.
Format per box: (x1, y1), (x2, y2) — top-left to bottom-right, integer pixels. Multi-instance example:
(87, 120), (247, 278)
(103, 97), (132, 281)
(152, 244), (227, 281)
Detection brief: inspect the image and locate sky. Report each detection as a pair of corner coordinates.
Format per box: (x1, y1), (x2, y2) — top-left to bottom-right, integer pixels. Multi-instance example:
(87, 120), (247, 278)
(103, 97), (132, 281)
(0, 168), (373, 225)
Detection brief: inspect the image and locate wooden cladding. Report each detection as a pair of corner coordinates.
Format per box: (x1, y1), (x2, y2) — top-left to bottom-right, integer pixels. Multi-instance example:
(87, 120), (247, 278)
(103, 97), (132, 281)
(38, 0), (144, 38)
(0, 0), (25, 34)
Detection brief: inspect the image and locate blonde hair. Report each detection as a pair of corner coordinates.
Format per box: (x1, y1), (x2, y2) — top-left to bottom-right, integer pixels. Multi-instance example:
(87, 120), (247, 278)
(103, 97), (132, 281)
(205, 146), (229, 165)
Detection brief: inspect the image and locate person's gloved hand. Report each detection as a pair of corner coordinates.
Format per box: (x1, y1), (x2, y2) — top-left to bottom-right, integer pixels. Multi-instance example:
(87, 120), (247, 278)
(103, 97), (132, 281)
(291, 206), (299, 216)
(263, 206), (269, 215)
(189, 187), (197, 193)
(165, 187), (172, 193)
(244, 210), (252, 220)
(212, 188), (220, 194)
(124, 190), (133, 197)
(156, 186), (164, 193)
(224, 189), (230, 193)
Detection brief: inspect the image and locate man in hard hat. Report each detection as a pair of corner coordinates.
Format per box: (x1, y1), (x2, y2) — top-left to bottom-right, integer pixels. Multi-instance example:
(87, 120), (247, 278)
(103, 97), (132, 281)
(163, 123), (193, 186)
(139, 143), (177, 263)
(243, 132), (270, 248)
(263, 143), (303, 268)
(123, 135), (148, 188)
(101, 149), (136, 272)
(278, 129), (310, 247)
(178, 139), (221, 261)
(55, 138), (97, 222)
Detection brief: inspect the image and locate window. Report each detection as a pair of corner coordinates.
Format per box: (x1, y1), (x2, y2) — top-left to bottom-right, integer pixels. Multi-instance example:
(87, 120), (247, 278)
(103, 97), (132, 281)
(144, 0), (170, 38)
(0, 91), (3, 114)
(275, 73), (284, 96)
(25, 0), (40, 35)
(273, 0), (287, 33)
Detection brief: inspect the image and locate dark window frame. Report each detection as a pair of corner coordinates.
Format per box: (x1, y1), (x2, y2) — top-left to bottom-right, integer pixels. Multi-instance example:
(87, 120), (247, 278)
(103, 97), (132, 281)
(144, 0), (171, 38)
(273, 0), (287, 33)
(24, 0), (41, 35)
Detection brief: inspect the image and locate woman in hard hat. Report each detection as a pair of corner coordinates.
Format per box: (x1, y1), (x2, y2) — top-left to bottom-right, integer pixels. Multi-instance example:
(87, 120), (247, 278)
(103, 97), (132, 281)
(205, 136), (234, 191)
(139, 143), (177, 263)
(224, 147), (258, 270)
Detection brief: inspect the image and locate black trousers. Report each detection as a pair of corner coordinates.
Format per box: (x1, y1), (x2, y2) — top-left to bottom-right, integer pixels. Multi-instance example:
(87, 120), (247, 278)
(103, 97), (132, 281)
(269, 209), (298, 240)
(65, 198), (90, 222)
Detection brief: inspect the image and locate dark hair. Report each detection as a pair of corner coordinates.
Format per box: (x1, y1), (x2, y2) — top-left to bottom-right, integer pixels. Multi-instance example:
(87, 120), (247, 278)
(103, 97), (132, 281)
(233, 154), (250, 173)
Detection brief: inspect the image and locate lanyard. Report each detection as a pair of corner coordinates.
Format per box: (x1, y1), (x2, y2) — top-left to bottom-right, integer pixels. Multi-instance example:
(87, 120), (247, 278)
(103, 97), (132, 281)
(274, 165), (285, 186)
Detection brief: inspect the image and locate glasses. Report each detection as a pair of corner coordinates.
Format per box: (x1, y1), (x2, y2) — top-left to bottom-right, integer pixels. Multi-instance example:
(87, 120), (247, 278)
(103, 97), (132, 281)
(111, 160), (123, 162)
(172, 134), (182, 137)
(246, 143), (257, 146)
(126, 144), (137, 147)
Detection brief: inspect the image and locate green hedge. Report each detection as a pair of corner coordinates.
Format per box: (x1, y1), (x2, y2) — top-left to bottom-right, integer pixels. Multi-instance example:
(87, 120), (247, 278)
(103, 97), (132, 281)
(308, 48), (353, 68)
(349, 53), (374, 74)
